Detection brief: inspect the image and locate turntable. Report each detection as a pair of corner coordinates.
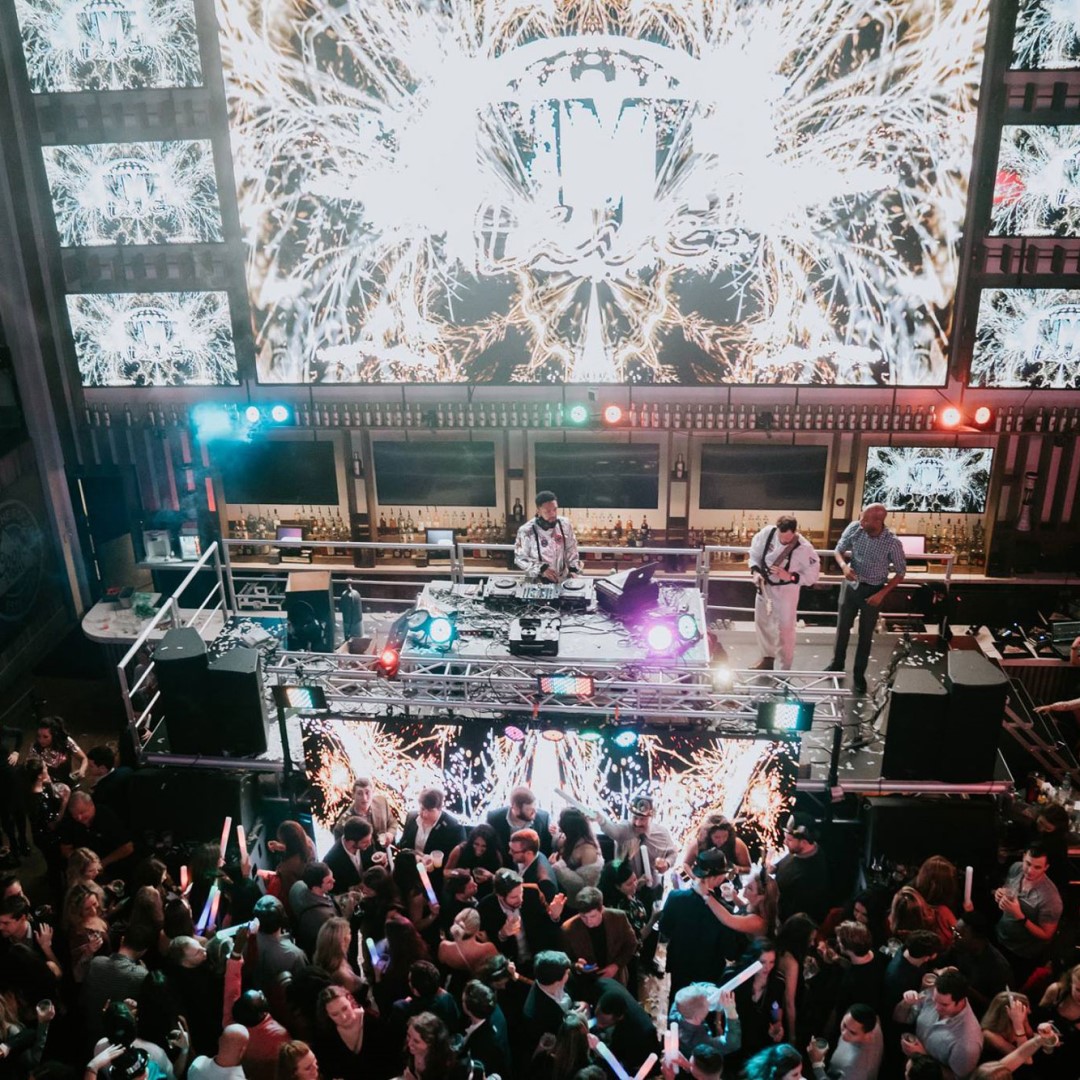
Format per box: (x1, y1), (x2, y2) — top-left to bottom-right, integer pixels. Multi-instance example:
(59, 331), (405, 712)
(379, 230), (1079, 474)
(558, 576), (595, 611)
(483, 576), (519, 602)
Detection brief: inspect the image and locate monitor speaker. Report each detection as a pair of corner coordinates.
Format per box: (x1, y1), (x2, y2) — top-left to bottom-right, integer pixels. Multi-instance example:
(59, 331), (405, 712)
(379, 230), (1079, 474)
(127, 767), (258, 843)
(207, 647), (268, 756)
(154, 627), (212, 755)
(881, 667), (948, 780)
(943, 650), (1009, 782)
(863, 795), (998, 871)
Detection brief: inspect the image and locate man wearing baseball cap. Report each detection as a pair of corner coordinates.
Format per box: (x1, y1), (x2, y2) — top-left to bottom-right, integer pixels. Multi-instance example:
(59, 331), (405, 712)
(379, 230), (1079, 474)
(774, 813), (831, 923)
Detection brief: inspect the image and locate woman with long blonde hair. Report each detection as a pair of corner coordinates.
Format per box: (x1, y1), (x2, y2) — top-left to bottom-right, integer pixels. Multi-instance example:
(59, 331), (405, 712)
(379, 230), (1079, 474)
(312, 917), (365, 996)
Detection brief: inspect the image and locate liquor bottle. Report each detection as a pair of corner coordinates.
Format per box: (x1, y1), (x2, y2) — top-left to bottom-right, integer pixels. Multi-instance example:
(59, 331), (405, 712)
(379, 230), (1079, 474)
(781, 405), (792, 430)
(825, 405), (835, 430)
(814, 406), (824, 430)
(663, 405), (672, 429)
(903, 405), (913, 431)
(859, 405), (869, 430)
(373, 403), (383, 426)
(352, 451), (362, 478)
(870, 406), (880, 431)
(674, 453), (686, 479)
(672, 405), (682, 429)
(737, 405), (747, 430)
(705, 406), (715, 429)
(628, 403), (638, 427)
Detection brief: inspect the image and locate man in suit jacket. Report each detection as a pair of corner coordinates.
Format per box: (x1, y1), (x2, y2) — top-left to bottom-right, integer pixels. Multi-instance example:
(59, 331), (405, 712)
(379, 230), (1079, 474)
(593, 981), (660, 1076)
(85, 746), (133, 819)
(332, 775), (397, 841)
(522, 951), (575, 1051)
(399, 787), (465, 896)
(487, 785), (552, 860)
(561, 887), (638, 987)
(509, 828), (558, 902)
(477, 869), (566, 975)
(461, 979), (512, 1079)
(322, 817), (374, 895)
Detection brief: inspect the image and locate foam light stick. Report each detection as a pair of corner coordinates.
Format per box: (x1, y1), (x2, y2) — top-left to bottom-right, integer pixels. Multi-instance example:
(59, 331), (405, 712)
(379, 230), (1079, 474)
(365, 937), (382, 967)
(180, 866), (190, 894)
(663, 1023), (679, 1065)
(237, 825), (248, 863)
(555, 788), (594, 817)
(208, 889), (221, 929)
(416, 862), (438, 906)
(593, 1040), (633, 1080)
(964, 865), (973, 908)
(717, 959), (763, 995)
(640, 843), (653, 886)
(385, 845), (394, 873)
(219, 816), (233, 858)
(196, 882), (219, 934)
(634, 1053), (658, 1080)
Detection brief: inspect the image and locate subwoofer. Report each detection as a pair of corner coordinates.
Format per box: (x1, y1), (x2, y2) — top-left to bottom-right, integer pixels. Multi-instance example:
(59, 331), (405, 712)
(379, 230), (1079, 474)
(943, 650), (1009, 782)
(881, 667), (949, 780)
(207, 647), (267, 756)
(154, 628), (212, 755)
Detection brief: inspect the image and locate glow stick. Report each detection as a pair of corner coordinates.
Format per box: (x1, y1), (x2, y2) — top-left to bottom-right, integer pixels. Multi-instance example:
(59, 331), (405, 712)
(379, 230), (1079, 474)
(196, 882), (219, 934)
(385, 845), (394, 873)
(634, 1053), (658, 1080)
(208, 889), (221, 929)
(593, 1040), (633, 1080)
(365, 937), (382, 966)
(416, 862), (438, 906)
(717, 960), (763, 995)
(663, 1024), (680, 1065)
(237, 825), (248, 863)
(555, 788), (593, 816)
(964, 865), (973, 908)
(640, 843), (653, 886)
(180, 866), (190, 893)
(219, 817), (233, 857)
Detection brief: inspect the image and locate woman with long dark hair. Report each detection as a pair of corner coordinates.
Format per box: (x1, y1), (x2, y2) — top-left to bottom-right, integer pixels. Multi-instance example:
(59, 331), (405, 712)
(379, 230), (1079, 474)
(551, 808), (603, 908)
(30, 716), (86, 787)
(530, 1013), (594, 1080)
(681, 813), (752, 877)
(313, 986), (369, 1080)
(23, 757), (69, 888)
(741, 1042), (803, 1080)
(445, 823), (504, 894)
(774, 913), (817, 1048)
(374, 912), (430, 1012)
(402, 1012), (467, 1080)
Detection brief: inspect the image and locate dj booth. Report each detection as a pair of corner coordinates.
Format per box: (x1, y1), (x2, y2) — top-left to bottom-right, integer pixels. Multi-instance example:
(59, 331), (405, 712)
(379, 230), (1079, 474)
(396, 563), (712, 667)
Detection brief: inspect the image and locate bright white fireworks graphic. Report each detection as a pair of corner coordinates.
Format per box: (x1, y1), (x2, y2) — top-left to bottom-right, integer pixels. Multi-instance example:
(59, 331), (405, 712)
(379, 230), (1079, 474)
(991, 126), (1080, 237)
(303, 719), (795, 856)
(1012, 0), (1080, 70)
(15, 0), (202, 93)
(43, 141), (224, 247)
(972, 288), (1080, 389)
(67, 291), (239, 387)
(217, 0), (987, 386)
(864, 446), (994, 514)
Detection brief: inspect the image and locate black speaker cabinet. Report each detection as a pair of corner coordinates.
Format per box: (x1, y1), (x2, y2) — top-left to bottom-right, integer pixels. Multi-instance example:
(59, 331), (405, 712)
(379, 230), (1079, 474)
(863, 795), (998, 871)
(154, 627), (212, 755)
(944, 650), (1009, 782)
(127, 767), (258, 844)
(207, 647), (268, 756)
(284, 571), (334, 652)
(881, 667), (949, 780)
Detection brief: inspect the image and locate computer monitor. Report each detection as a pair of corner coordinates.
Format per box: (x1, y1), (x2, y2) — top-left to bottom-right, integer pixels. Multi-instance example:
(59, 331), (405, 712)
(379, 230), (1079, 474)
(426, 527), (455, 559)
(899, 534), (926, 556)
(277, 525), (304, 541)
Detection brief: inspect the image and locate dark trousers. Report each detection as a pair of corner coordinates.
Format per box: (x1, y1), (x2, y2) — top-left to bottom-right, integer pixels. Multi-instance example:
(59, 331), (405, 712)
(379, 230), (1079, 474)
(832, 582), (884, 678)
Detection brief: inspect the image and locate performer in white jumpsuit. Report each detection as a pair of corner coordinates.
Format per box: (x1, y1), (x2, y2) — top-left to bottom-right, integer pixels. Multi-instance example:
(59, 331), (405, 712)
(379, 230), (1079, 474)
(748, 515), (820, 670)
(514, 490), (582, 583)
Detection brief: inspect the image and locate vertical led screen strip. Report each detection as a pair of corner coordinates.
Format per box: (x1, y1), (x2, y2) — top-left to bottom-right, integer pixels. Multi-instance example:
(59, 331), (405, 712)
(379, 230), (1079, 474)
(217, 0), (988, 386)
(14, 0), (203, 93)
(302, 721), (797, 858)
(864, 447), (994, 514)
(991, 127), (1080, 238)
(971, 289), (1080, 389)
(67, 291), (239, 387)
(43, 141), (224, 247)
(1012, 0), (1080, 70)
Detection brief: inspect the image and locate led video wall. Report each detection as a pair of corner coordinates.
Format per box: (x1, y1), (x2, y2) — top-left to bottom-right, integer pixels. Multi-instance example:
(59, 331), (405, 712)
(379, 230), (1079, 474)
(215, 0), (987, 386)
(1011, 0), (1080, 70)
(15, 0), (203, 93)
(991, 126), (1080, 238)
(67, 291), (239, 387)
(864, 446), (994, 514)
(43, 141), (224, 247)
(303, 720), (797, 858)
(971, 288), (1080, 389)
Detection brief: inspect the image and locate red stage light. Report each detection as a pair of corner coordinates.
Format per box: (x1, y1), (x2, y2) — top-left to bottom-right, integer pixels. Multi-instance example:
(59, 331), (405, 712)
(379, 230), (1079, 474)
(940, 405), (962, 428)
(973, 406), (992, 426)
(377, 647), (400, 678)
(603, 404), (623, 425)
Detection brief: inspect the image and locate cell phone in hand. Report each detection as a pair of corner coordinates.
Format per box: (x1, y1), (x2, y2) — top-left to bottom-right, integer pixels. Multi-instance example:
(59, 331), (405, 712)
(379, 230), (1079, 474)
(770, 1001), (781, 1023)
(581, 962), (598, 972)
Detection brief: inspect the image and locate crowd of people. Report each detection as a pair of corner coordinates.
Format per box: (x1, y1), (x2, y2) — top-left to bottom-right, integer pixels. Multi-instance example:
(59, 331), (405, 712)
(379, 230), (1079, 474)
(0, 728), (1076, 1080)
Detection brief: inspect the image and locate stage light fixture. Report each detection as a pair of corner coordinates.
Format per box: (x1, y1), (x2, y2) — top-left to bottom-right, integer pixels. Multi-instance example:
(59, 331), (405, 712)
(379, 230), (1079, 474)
(568, 404), (590, 425)
(973, 406), (991, 425)
(405, 609), (458, 651)
(712, 663), (734, 691)
(676, 613), (700, 643)
(537, 674), (595, 697)
(541, 728), (565, 742)
(612, 729), (639, 749)
(503, 724), (526, 742)
(578, 727), (603, 742)
(756, 699), (816, 734)
(270, 404), (291, 423)
(271, 684), (329, 710)
(426, 615), (455, 647)
(645, 622), (675, 653)
(376, 646), (400, 678)
(244, 404), (261, 424)
(602, 404), (623, 425)
(939, 405), (962, 428)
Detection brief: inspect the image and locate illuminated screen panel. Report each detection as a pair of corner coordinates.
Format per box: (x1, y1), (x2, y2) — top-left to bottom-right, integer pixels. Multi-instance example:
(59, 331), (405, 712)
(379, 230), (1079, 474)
(1011, 0), (1080, 70)
(15, 0), (203, 93)
(217, 0), (988, 387)
(43, 141), (224, 247)
(971, 288), (1080, 389)
(864, 447), (994, 514)
(991, 127), (1080, 237)
(67, 291), (239, 387)
(303, 719), (797, 859)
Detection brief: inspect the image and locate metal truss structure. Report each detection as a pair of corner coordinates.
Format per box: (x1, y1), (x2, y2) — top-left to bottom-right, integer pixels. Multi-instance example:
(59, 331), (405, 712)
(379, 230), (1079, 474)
(263, 649), (849, 736)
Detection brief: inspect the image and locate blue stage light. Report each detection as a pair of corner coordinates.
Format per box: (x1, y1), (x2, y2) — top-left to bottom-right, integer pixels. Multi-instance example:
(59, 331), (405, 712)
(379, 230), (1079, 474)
(427, 615), (455, 647)
(244, 405), (261, 424)
(613, 729), (638, 749)
(270, 404), (290, 423)
(677, 613), (700, 642)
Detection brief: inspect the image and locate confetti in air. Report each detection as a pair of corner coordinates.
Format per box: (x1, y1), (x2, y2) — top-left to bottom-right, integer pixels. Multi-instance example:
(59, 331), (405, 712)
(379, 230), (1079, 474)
(864, 446), (994, 514)
(43, 141), (224, 247)
(972, 288), (1080, 389)
(217, 0), (987, 386)
(303, 719), (796, 856)
(15, 0), (203, 93)
(66, 291), (240, 388)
